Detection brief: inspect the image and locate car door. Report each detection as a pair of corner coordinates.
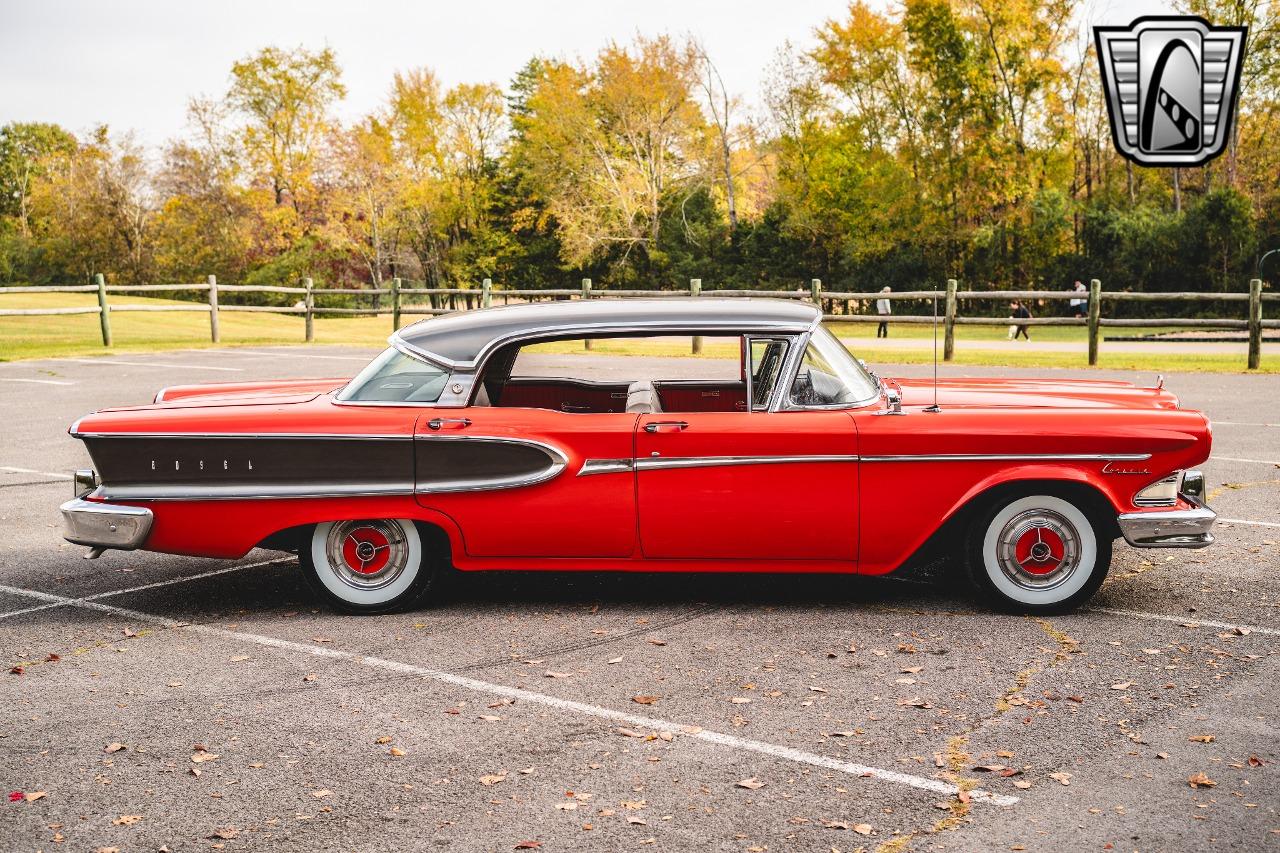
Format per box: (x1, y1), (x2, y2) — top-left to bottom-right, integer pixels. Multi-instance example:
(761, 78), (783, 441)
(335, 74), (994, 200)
(634, 402), (859, 562)
(413, 407), (638, 558)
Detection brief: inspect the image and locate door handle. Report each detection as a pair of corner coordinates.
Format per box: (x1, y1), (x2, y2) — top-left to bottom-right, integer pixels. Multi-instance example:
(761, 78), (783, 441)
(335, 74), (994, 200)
(427, 417), (472, 431)
(644, 421), (689, 433)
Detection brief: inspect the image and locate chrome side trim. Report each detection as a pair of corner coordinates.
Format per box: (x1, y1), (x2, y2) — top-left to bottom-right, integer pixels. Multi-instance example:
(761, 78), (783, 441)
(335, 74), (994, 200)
(859, 453), (1152, 463)
(1117, 494), (1216, 549)
(60, 497), (154, 548)
(635, 454), (859, 471)
(93, 482), (416, 501)
(414, 434), (568, 494)
(578, 458), (635, 477)
(72, 431), (413, 441)
(154, 386), (171, 403)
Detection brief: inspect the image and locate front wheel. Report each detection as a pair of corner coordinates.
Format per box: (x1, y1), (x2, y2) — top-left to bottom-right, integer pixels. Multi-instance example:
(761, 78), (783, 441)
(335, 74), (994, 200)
(301, 519), (435, 614)
(967, 494), (1112, 614)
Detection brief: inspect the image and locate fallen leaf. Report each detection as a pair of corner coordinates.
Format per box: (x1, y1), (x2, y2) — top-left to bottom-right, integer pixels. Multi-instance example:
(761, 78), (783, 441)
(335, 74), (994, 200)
(104, 742), (126, 753)
(375, 736), (392, 744)
(631, 695), (661, 705)
(514, 843), (541, 850)
(45, 653), (60, 662)
(899, 697), (933, 709)
(555, 802), (579, 811)
(647, 639), (667, 646)
(607, 656), (623, 665)
(1187, 772), (1217, 788)
(229, 655), (249, 662)
(824, 820), (852, 829)
(479, 773), (507, 786)
(736, 777), (765, 790)
(1188, 735), (1215, 743)
(302, 674), (316, 683)
(544, 671), (572, 679)
(206, 828), (238, 840)
(854, 823), (873, 835)
(311, 637), (332, 643)
(112, 815), (143, 826)
(729, 697), (752, 704)
(616, 728), (646, 738)
(310, 789), (332, 799)
(1111, 682), (1133, 690)
(122, 628), (137, 638)
(626, 816), (647, 825)
(23, 791), (47, 802)
(389, 747), (406, 757)
(1049, 772), (1072, 786)
(190, 752), (219, 764)
(1013, 780), (1033, 789)
(9, 666), (23, 675)
(1248, 755), (1264, 767)
(479, 714), (503, 721)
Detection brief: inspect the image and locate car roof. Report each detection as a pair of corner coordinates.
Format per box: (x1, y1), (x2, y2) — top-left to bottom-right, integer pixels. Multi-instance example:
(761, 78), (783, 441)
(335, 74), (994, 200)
(391, 298), (821, 369)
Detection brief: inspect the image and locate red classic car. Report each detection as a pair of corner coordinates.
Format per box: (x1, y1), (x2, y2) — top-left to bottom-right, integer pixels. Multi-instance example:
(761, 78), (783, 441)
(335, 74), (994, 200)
(61, 298), (1215, 614)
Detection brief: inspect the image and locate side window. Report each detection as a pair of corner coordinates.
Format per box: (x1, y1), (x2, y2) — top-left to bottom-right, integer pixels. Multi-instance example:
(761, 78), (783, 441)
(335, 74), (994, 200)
(337, 348), (448, 403)
(478, 336), (745, 414)
(748, 338), (790, 411)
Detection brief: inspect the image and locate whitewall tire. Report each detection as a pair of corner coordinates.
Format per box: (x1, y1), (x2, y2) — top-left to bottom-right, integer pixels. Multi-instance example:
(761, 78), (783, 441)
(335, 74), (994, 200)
(301, 519), (435, 614)
(967, 494), (1112, 613)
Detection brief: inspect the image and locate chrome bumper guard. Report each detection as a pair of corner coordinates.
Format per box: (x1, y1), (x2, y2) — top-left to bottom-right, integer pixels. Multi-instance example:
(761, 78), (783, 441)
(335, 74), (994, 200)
(1117, 494), (1216, 549)
(60, 497), (153, 550)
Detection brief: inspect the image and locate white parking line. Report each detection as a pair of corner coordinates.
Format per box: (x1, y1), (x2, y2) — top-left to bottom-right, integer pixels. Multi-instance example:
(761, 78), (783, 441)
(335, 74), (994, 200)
(0, 557), (293, 621)
(210, 349), (370, 361)
(0, 579), (1016, 807)
(1219, 517), (1280, 528)
(57, 358), (243, 372)
(0, 466), (72, 480)
(1090, 607), (1280, 637)
(0, 377), (75, 386)
(1213, 421), (1280, 428)
(1211, 455), (1280, 466)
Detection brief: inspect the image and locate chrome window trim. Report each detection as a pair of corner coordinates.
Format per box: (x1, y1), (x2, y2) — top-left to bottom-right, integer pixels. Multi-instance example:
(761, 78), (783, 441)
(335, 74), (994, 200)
(577, 458), (635, 477)
(635, 454), (859, 471)
(393, 318), (816, 374)
(859, 452), (1152, 463)
(414, 434), (568, 494)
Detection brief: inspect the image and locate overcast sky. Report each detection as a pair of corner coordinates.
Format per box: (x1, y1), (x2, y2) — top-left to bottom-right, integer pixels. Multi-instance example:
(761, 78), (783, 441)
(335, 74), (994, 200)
(1, 0), (1175, 147)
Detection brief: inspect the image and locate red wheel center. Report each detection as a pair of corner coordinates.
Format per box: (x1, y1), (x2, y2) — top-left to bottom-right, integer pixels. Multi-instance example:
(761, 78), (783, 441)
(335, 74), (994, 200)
(342, 527), (392, 575)
(1014, 527), (1065, 575)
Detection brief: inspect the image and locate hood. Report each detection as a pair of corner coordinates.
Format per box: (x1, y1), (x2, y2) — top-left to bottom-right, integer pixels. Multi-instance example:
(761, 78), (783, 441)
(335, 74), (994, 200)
(890, 377), (1181, 410)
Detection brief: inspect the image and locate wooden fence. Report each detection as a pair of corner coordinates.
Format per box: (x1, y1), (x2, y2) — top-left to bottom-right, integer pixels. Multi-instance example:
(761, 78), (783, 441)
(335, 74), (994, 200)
(1, 274), (1275, 369)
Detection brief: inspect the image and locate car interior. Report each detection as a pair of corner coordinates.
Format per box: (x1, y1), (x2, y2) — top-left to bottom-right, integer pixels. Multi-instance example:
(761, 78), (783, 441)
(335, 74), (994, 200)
(473, 335), (789, 414)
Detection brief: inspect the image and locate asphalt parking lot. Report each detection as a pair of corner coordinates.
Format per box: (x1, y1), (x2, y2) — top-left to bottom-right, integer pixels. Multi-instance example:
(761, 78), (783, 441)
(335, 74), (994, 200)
(0, 345), (1277, 852)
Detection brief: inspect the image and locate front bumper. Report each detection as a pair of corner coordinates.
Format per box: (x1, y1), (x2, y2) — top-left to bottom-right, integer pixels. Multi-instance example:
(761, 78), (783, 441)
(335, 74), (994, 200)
(1117, 495), (1216, 549)
(60, 497), (153, 550)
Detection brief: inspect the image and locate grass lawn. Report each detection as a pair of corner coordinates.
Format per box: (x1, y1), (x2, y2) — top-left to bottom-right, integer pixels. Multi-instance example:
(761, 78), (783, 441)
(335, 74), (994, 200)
(1, 292), (1273, 374)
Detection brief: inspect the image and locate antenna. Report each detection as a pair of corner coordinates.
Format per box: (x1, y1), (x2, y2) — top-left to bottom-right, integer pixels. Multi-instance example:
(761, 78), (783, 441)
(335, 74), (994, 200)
(923, 288), (941, 413)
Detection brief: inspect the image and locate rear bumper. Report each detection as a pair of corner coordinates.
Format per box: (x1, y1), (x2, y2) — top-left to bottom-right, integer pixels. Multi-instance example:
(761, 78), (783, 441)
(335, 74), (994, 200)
(1117, 496), (1216, 549)
(60, 498), (153, 550)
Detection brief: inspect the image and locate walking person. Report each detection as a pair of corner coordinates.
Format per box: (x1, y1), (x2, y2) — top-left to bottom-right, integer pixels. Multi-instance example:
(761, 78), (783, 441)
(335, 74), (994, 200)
(1069, 280), (1087, 318)
(876, 286), (891, 338)
(1008, 300), (1032, 340)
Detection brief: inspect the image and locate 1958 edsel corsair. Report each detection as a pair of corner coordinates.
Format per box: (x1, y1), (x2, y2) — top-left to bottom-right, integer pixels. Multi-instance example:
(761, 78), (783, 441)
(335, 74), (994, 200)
(61, 298), (1216, 614)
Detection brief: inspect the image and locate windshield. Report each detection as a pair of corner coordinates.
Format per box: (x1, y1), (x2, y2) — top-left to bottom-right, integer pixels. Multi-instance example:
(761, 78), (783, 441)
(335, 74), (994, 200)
(337, 347), (449, 403)
(789, 325), (879, 406)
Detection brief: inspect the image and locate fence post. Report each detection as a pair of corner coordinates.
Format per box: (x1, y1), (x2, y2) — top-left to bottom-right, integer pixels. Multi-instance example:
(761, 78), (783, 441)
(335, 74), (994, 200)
(1248, 278), (1263, 370)
(690, 278), (702, 354)
(304, 277), (315, 343)
(810, 278), (822, 311)
(390, 277), (402, 330)
(943, 278), (957, 361)
(1087, 278), (1102, 366)
(95, 273), (112, 347)
(581, 278), (592, 350)
(207, 274), (220, 343)
(482, 277), (492, 309)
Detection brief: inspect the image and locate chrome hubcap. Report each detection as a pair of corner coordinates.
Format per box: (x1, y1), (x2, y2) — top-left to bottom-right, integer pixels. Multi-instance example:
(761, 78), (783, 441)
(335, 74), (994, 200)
(325, 519), (409, 591)
(995, 508), (1082, 591)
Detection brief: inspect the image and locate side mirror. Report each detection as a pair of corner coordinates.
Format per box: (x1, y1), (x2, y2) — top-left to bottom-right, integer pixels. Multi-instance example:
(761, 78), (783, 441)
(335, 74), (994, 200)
(875, 387), (905, 416)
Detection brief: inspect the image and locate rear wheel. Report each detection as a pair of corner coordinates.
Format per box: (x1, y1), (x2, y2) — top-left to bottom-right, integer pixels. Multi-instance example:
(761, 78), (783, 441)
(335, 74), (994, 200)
(967, 493), (1111, 613)
(301, 519), (435, 614)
